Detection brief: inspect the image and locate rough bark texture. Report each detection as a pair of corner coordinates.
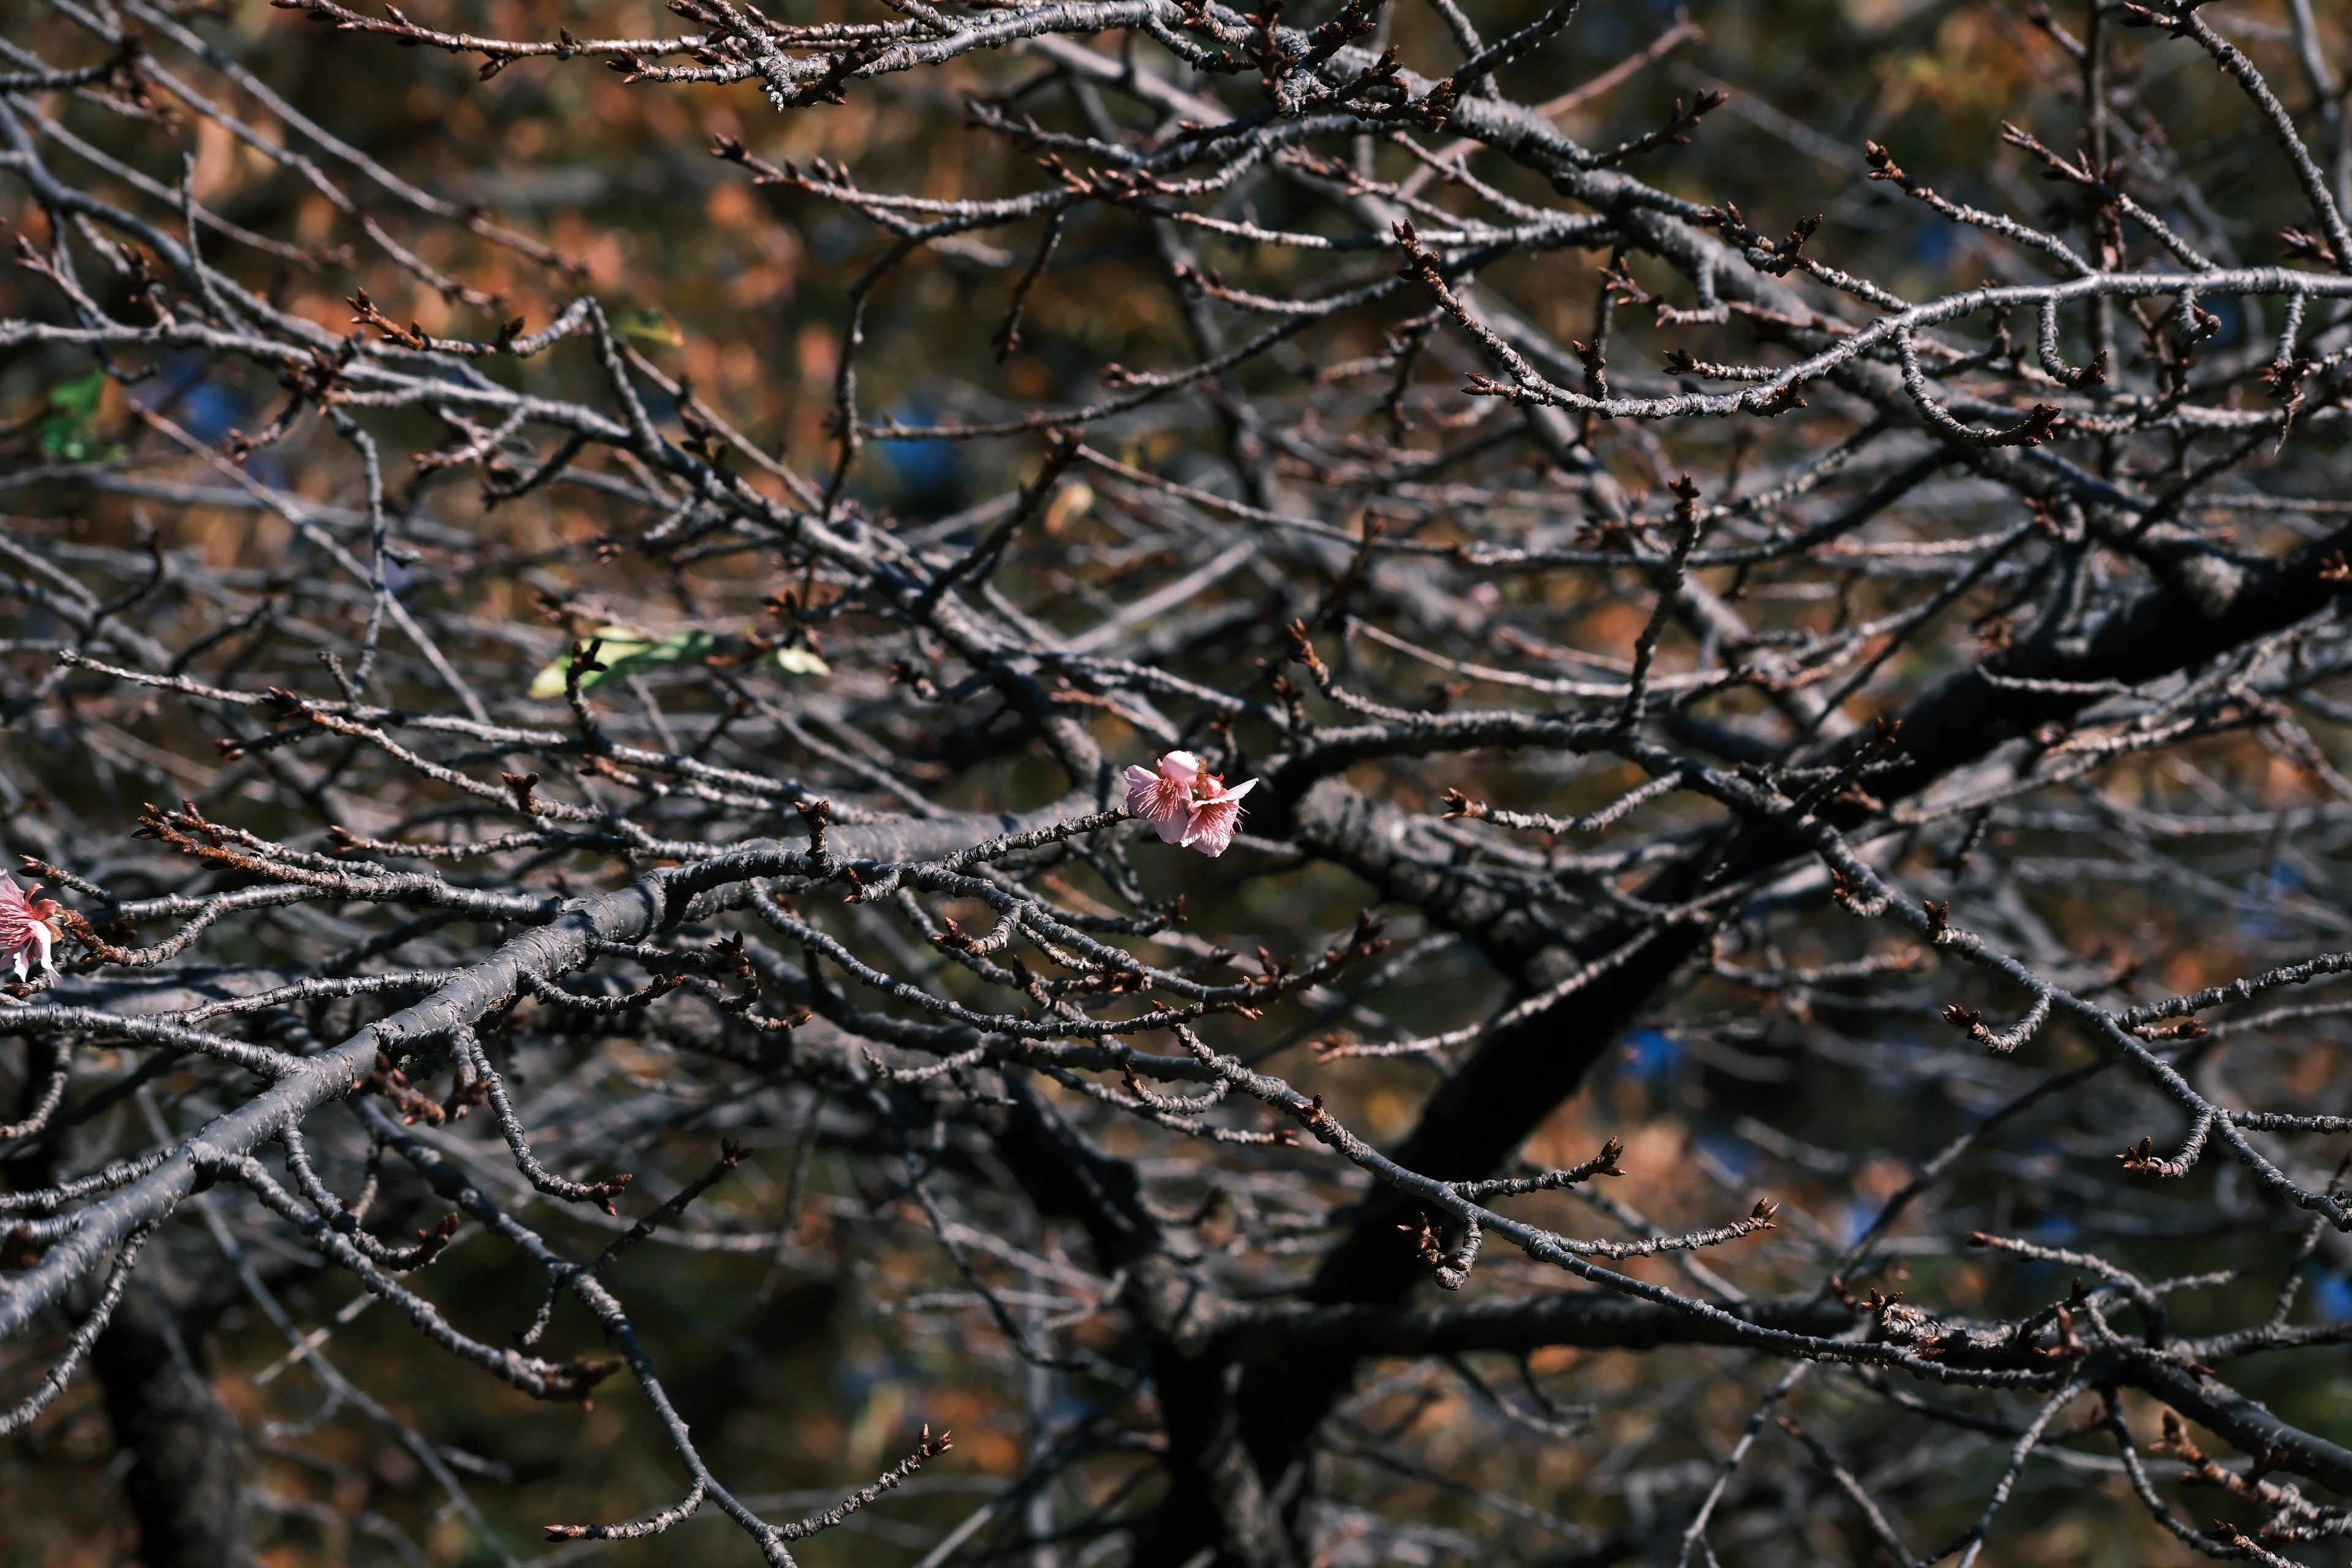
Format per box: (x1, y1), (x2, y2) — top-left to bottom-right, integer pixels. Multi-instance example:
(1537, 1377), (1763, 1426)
(94, 1285), (251, 1568)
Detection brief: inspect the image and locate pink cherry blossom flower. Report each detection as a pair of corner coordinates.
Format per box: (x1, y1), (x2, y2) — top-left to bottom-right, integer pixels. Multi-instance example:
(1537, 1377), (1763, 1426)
(1125, 750), (1202, 845)
(1124, 753), (1259, 856)
(1177, 773), (1256, 857)
(0, 871), (62, 984)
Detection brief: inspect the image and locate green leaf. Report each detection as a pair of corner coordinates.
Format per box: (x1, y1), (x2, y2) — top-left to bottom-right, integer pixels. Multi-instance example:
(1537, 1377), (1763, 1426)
(527, 624), (712, 698)
(48, 368), (105, 420)
(615, 307), (683, 347)
(772, 645), (831, 678)
(39, 368), (111, 461)
(600, 627), (714, 682)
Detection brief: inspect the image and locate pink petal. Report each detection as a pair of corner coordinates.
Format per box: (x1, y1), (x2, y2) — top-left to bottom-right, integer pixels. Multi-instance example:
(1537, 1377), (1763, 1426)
(1124, 764), (1166, 816)
(1156, 750), (1202, 785)
(1125, 763), (1191, 823)
(1180, 797), (1244, 856)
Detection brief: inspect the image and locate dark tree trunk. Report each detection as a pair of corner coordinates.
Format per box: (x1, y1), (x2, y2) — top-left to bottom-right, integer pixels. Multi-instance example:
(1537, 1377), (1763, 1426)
(92, 1284), (251, 1568)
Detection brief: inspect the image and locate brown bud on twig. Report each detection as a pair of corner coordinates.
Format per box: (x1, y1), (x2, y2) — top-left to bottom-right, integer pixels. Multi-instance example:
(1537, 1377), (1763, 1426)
(502, 771), (541, 813)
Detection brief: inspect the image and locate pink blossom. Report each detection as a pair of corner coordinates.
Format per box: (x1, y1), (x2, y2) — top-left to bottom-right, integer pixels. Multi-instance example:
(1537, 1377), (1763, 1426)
(0, 871), (61, 984)
(1123, 752), (1259, 857)
(1124, 750), (1202, 845)
(1177, 774), (1256, 858)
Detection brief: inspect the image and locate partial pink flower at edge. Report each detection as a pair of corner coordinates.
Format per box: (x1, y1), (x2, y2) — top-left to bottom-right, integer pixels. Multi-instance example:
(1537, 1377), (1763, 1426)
(0, 870), (62, 983)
